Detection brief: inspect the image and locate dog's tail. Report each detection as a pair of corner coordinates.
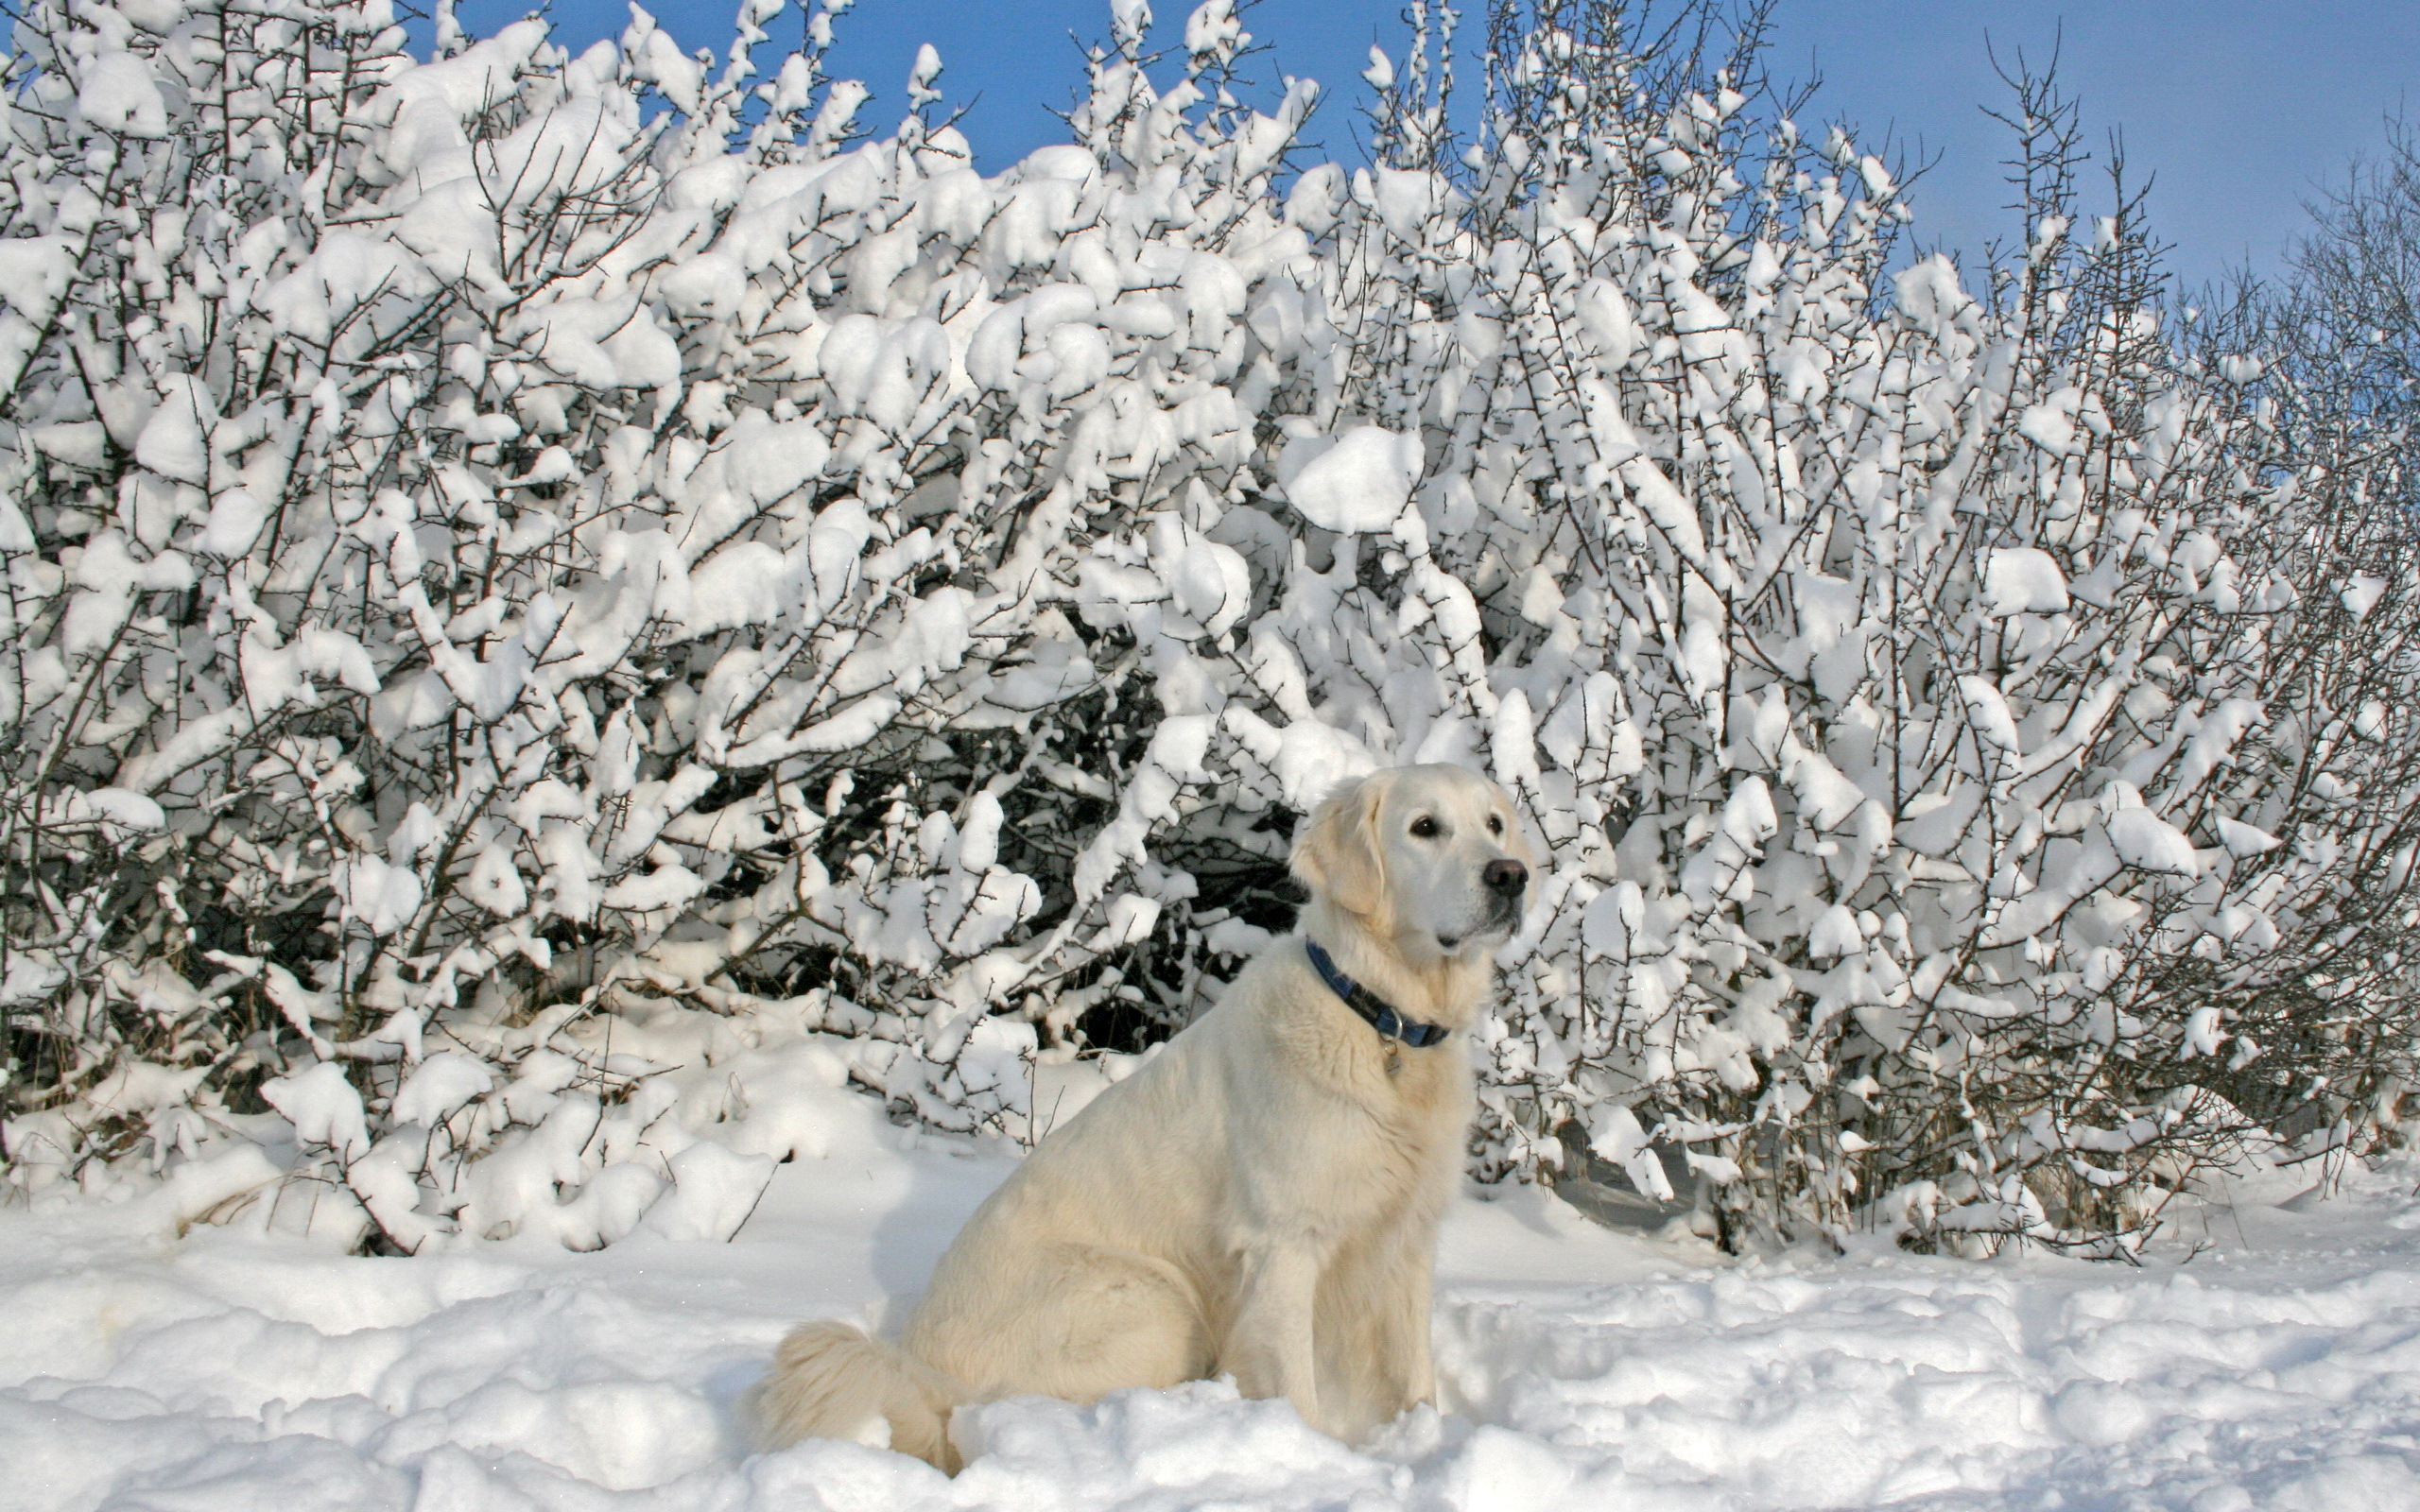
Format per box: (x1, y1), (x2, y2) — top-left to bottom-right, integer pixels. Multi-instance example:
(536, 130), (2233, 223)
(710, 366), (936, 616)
(748, 1319), (970, 1472)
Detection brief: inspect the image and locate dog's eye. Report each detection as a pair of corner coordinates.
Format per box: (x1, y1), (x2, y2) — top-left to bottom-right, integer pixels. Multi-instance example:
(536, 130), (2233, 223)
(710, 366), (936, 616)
(1487, 815), (1504, 835)
(1409, 816), (1441, 839)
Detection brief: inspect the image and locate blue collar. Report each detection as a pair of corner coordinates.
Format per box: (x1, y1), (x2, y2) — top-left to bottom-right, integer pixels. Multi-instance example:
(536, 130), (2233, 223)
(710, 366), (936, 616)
(1304, 939), (1451, 1049)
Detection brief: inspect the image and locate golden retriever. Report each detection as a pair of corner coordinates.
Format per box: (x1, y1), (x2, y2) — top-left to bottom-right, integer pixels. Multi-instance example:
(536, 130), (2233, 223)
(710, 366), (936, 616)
(750, 763), (1534, 1469)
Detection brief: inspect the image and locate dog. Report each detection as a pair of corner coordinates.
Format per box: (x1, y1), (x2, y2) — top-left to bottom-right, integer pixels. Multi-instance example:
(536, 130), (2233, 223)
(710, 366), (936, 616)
(750, 763), (1535, 1470)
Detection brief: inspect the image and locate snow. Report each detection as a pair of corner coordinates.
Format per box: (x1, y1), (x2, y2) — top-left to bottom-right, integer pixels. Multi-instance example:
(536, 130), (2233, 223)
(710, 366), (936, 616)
(1981, 546), (2070, 617)
(130, 374), (216, 485)
(328, 854), (425, 936)
(2107, 803), (2204, 879)
(13, 1066), (2420, 1512)
(389, 1054), (496, 1128)
(2342, 576), (2388, 619)
(2217, 816), (2283, 857)
(1280, 424), (1423, 533)
(0, 236), (78, 324)
(259, 1062), (372, 1165)
(637, 1143), (776, 1243)
(2017, 387), (2085, 455)
(1166, 538), (1253, 639)
(197, 488), (268, 557)
(76, 52), (170, 138)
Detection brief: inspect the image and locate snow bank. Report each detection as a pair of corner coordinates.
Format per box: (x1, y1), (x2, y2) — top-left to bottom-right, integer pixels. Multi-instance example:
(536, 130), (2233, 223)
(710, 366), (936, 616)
(9, 1064), (2420, 1512)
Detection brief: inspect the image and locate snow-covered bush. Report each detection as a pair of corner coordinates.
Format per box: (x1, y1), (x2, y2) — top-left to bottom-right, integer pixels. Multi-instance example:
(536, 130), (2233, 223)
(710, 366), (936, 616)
(0, 0), (1313, 1244)
(2187, 111), (2420, 1192)
(1307, 19), (2420, 1252)
(2, 0), (2411, 1256)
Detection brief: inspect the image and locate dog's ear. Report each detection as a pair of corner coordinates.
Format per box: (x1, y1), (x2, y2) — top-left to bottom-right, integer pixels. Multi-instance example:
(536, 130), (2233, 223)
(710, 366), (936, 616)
(1292, 775), (1386, 918)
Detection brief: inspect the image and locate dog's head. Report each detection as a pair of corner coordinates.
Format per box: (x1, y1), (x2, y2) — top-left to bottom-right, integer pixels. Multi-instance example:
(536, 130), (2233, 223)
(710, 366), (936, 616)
(1290, 765), (1537, 963)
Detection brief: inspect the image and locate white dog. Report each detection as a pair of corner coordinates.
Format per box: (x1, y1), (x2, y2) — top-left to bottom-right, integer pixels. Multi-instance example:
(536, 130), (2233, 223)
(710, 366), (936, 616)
(751, 764), (1534, 1470)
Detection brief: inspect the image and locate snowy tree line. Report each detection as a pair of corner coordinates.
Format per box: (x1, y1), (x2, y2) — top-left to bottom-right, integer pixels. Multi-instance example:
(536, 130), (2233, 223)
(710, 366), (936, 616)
(1, 0), (2412, 1255)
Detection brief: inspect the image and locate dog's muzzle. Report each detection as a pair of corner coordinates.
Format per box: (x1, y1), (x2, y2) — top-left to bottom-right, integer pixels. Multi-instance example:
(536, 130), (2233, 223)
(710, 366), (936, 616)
(1440, 860), (1532, 950)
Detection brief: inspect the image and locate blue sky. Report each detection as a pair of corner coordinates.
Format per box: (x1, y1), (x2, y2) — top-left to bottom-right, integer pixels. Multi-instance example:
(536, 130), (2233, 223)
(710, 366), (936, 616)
(455, 0), (2420, 293)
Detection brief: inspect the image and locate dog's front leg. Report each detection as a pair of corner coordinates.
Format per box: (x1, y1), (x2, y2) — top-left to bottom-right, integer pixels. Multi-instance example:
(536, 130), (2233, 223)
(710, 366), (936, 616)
(1369, 1240), (1437, 1415)
(1223, 1238), (1326, 1427)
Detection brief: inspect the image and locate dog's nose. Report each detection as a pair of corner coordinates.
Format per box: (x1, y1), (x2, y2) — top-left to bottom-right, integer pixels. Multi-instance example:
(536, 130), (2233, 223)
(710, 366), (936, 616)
(1484, 858), (1528, 896)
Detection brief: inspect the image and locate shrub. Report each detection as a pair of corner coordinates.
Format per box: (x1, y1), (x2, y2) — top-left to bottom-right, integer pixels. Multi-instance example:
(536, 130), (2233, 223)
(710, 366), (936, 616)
(3, 0), (2410, 1255)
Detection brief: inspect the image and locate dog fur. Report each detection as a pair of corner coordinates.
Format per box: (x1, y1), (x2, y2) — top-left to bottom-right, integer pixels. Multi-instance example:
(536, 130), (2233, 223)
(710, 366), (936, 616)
(750, 764), (1535, 1470)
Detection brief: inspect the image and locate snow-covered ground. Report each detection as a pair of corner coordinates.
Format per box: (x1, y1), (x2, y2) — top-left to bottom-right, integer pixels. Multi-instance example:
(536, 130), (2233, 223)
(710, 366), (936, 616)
(10, 1064), (2420, 1512)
